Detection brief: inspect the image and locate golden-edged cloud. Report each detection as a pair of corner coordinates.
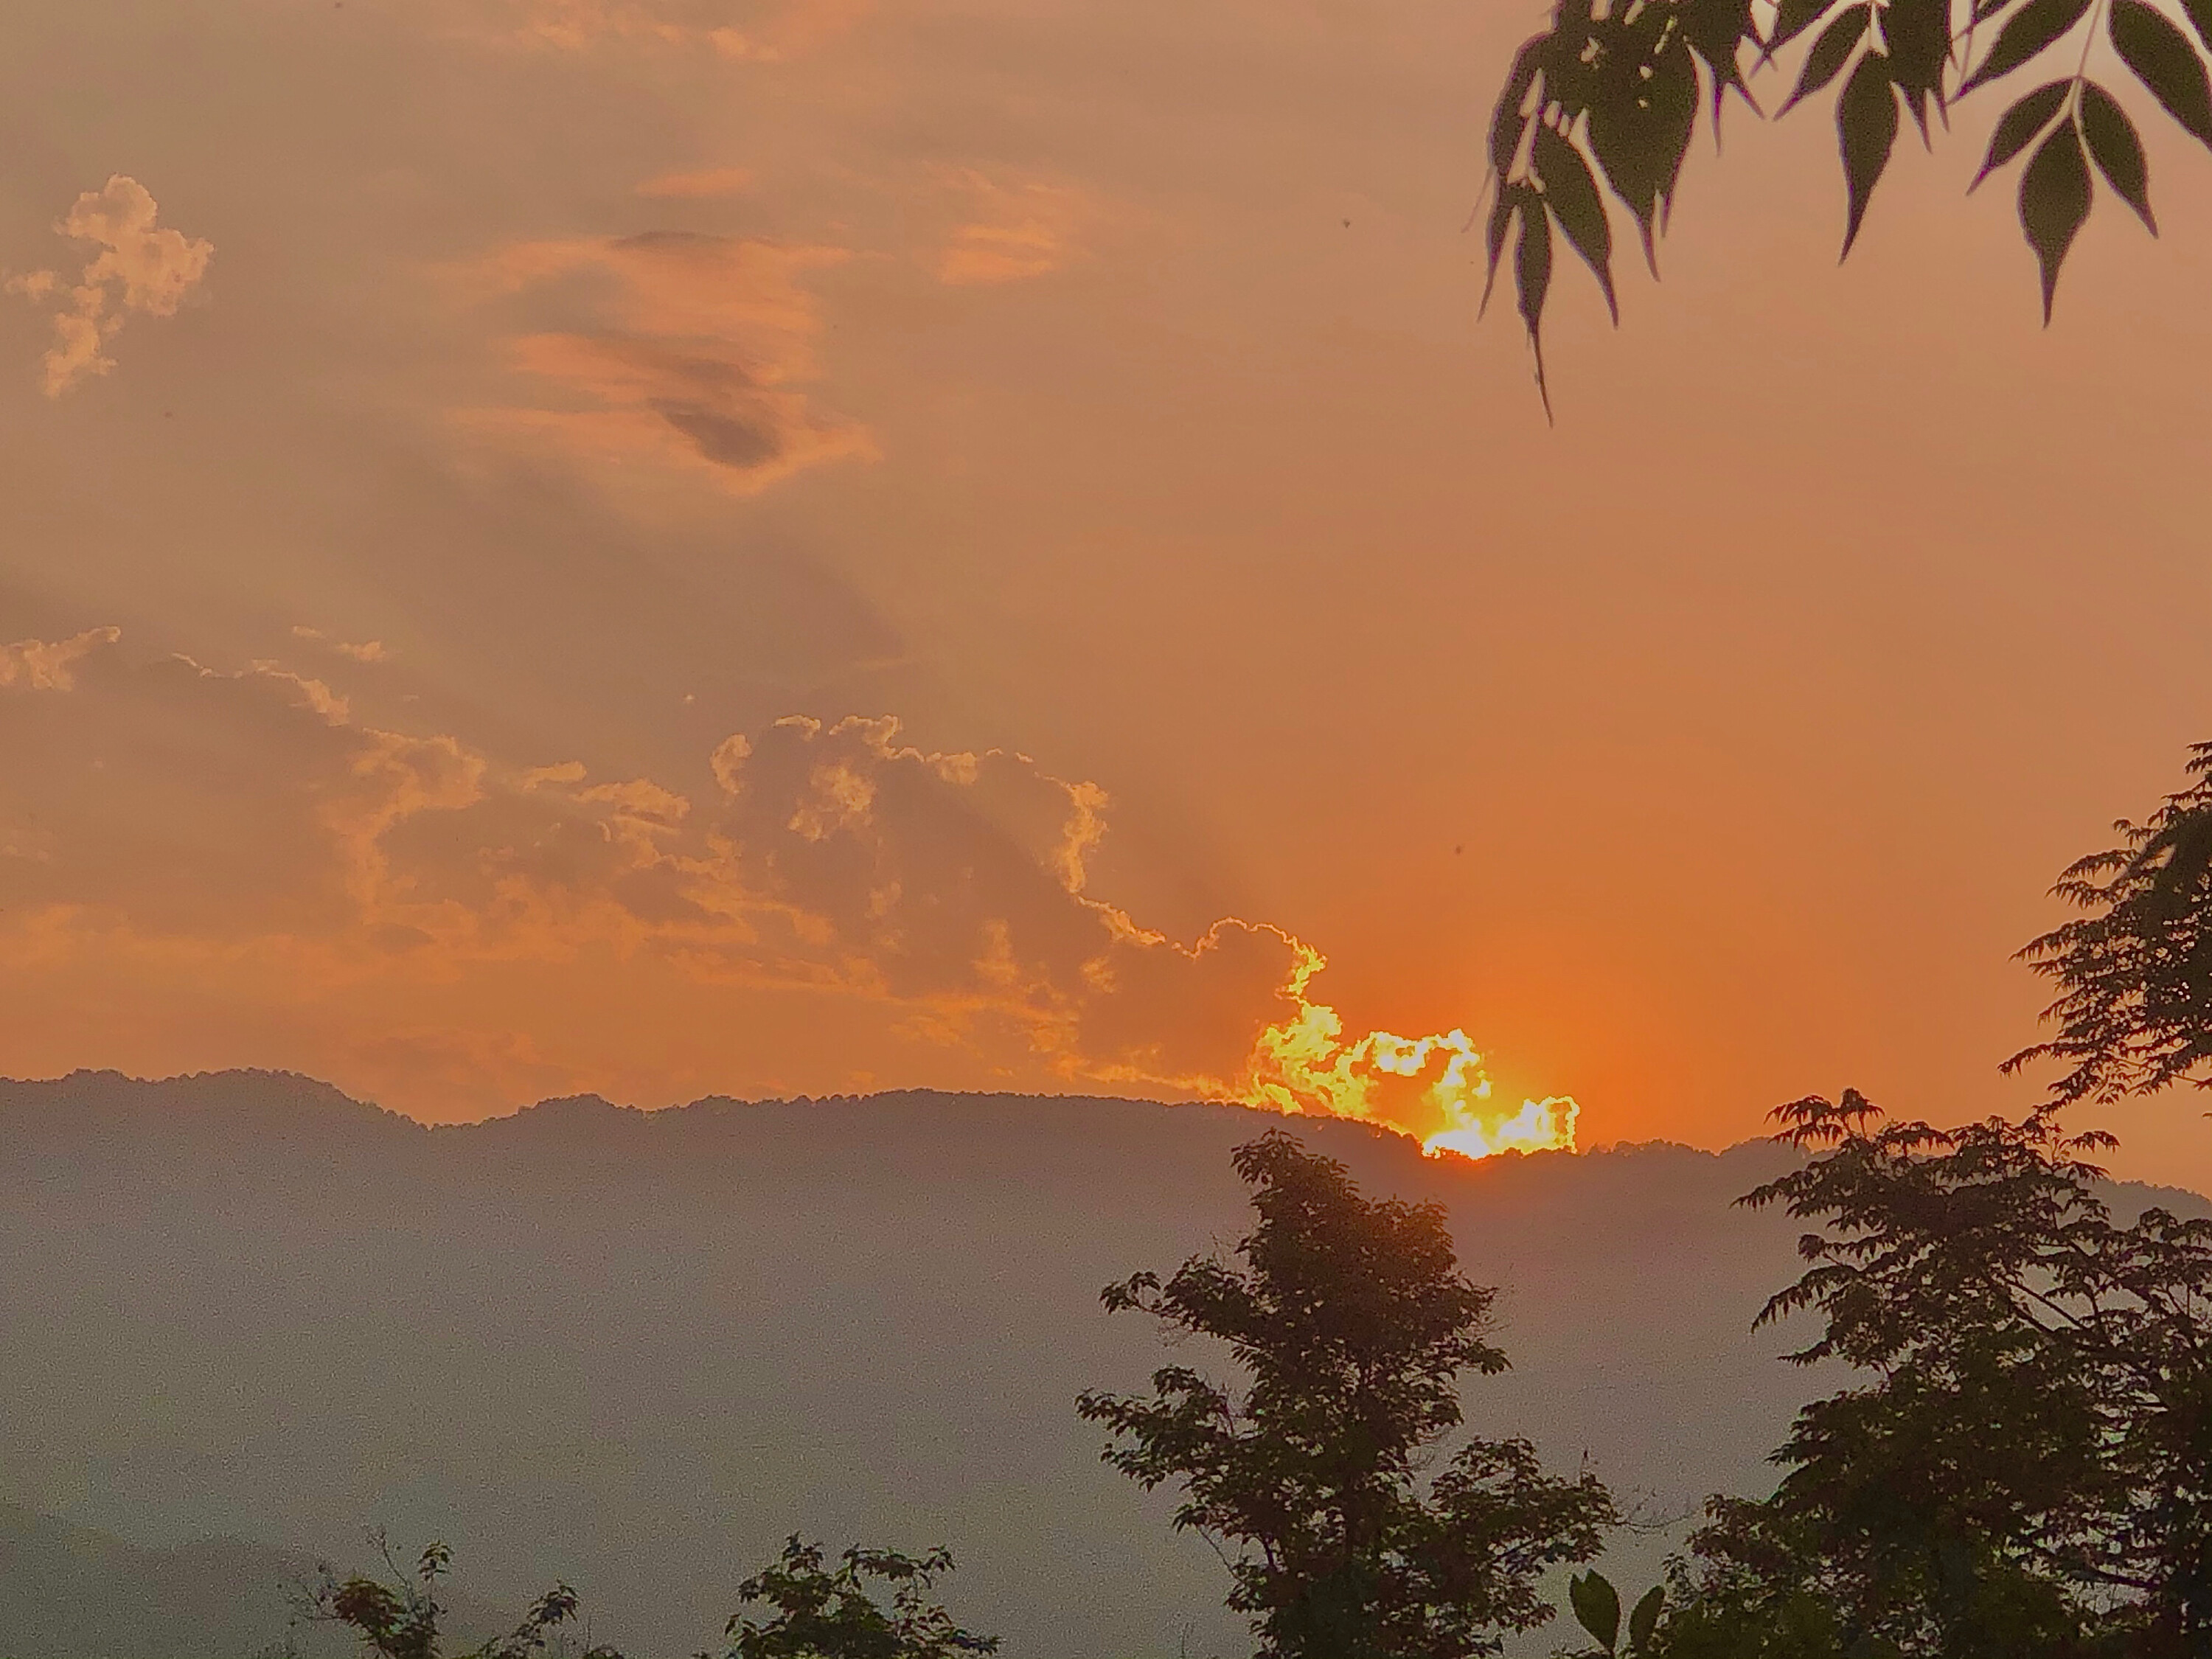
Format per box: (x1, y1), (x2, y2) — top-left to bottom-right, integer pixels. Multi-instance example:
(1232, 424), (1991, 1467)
(5, 177), (213, 396)
(0, 630), (1575, 1153)
(454, 232), (872, 492)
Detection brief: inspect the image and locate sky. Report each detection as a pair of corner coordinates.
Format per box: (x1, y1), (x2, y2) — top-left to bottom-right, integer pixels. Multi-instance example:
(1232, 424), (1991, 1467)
(4, 0), (2212, 1185)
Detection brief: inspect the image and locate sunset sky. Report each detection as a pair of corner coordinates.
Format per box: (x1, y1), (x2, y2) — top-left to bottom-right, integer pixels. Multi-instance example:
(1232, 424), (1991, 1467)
(5, 0), (2212, 1185)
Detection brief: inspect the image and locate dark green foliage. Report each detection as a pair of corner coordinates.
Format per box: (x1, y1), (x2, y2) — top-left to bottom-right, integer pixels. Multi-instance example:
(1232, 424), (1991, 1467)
(1646, 1092), (2212, 1655)
(715, 1537), (997, 1659)
(1482, 0), (2212, 400)
(305, 1534), (618, 1659)
(2009, 742), (2212, 1109)
(1561, 1572), (1665, 1655)
(1078, 1129), (1616, 1659)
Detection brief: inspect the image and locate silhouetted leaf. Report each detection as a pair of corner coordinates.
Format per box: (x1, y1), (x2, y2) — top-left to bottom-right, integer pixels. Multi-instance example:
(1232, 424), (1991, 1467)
(1629, 1584), (1665, 1651)
(1587, 24), (1702, 265)
(1961, 0), (2093, 93)
(1517, 195), (1555, 413)
(2019, 116), (2091, 319)
(1883, 0), (1952, 131)
(1571, 1571), (1623, 1651)
(1838, 52), (1901, 256)
(1479, 191), (1515, 313)
(1767, 0), (1840, 55)
(1781, 4), (1871, 114)
(2081, 80), (2157, 230)
(1534, 125), (1618, 321)
(1972, 78), (2070, 187)
(2185, 0), (2212, 52)
(1491, 38), (1544, 173)
(2111, 0), (2212, 150)
(1683, 0), (1761, 116)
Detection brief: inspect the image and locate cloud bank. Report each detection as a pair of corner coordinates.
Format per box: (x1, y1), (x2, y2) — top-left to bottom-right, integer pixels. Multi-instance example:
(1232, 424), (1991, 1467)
(0, 630), (1573, 1150)
(6, 177), (212, 396)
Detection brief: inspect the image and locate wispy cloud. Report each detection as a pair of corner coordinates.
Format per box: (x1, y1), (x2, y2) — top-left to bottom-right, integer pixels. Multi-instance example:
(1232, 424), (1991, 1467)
(450, 0), (868, 60)
(5, 177), (212, 396)
(453, 232), (872, 493)
(636, 167), (756, 200)
(933, 170), (1093, 288)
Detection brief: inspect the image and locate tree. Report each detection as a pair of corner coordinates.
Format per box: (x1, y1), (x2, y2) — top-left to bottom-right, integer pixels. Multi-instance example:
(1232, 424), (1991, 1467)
(2008, 740), (2212, 1110)
(1644, 1091), (2212, 1657)
(303, 1533), (621, 1659)
(1077, 1128), (1616, 1659)
(1482, 0), (2212, 404)
(714, 1537), (998, 1659)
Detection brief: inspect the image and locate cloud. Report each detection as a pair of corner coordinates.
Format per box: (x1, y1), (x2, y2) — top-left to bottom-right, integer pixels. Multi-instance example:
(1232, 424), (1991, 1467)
(453, 232), (872, 492)
(0, 627), (121, 691)
(933, 171), (1092, 288)
(0, 632), (1574, 1151)
(452, 0), (867, 60)
(5, 177), (213, 396)
(292, 627), (389, 664)
(636, 167), (756, 200)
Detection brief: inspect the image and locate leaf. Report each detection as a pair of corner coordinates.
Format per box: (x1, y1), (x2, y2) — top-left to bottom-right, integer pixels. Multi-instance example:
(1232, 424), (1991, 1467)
(1766, 0), (1839, 55)
(1838, 52), (1901, 256)
(1571, 1571), (1623, 1651)
(2110, 0), (2212, 150)
(1972, 78), (2070, 187)
(1629, 1584), (1665, 1652)
(2019, 116), (2092, 320)
(1882, 0), (1952, 130)
(1781, 4), (1871, 114)
(1479, 191), (1515, 313)
(1586, 26), (1701, 266)
(1490, 38), (1545, 173)
(2080, 80), (2157, 229)
(1534, 125), (1619, 320)
(2185, 0), (2212, 52)
(1961, 0), (2093, 92)
(1515, 195), (1555, 414)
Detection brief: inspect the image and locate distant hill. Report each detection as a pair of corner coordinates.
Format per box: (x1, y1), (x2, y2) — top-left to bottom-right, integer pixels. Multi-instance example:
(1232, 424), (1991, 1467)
(3, 1071), (2199, 1658)
(0, 1502), (512, 1659)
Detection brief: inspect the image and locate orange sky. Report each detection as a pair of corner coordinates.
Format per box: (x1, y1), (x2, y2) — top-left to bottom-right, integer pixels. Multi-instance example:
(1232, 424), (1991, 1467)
(4, 0), (2211, 1186)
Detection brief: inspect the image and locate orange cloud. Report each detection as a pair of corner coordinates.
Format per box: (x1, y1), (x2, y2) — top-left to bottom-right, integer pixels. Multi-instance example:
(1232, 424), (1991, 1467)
(637, 167), (757, 200)
(4, 177), (212, 396)
(453, 232), (871, 492)
(452, 0), (867, 60)
(0, 633), (1574, 1152)
(933, 171), (1091, 287)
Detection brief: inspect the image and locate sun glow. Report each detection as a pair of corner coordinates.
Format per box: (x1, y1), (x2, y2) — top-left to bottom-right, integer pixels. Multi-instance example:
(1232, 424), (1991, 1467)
(1239, 942), (1579, 1161)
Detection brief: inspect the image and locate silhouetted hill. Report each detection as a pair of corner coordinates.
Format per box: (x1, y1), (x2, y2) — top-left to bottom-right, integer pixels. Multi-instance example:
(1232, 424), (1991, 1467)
(4, 1071), (2199, 1657)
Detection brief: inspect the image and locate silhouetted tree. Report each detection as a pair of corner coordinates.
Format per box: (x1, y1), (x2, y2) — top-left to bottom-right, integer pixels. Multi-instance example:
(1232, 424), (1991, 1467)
(1483, 0), (2212, 403)
(714, 1537), (997, 1659)
(2008, 740), (2212, 1110)
(304, 1534), (619, 1659)
(1078, 1128), (1615, 1659)
(1645, 1091), (2212, 1657)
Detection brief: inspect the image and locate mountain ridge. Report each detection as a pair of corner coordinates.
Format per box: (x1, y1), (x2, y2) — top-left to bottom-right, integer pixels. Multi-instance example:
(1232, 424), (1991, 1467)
(4, 1069), (2200, 1658)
